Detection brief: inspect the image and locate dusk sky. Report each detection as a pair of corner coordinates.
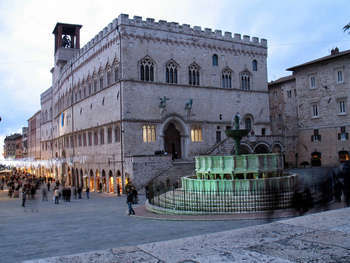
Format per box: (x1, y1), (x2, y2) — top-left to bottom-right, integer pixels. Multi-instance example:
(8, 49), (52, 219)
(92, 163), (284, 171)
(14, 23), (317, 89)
(0, 0), (349, 158)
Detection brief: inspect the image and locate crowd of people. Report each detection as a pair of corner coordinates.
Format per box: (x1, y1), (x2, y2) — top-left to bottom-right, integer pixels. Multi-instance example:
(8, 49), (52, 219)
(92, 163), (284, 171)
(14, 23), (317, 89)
(0, 170), (138, 215)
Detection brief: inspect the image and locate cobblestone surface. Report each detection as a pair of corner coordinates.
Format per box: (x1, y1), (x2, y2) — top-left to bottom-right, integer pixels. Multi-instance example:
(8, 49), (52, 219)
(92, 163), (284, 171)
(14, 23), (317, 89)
(0, 190), (280, 263)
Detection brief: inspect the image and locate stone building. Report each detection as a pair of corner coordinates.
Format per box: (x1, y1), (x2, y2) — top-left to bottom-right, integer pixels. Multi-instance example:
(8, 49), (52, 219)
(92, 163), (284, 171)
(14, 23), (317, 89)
(272, 48), (350, 167)
(28, 111), (41, 160)
(3, 133), (23, 159)
(39, 14), (284, 192)
(22, 127), (28, 159)
(268, 76), (298, 167)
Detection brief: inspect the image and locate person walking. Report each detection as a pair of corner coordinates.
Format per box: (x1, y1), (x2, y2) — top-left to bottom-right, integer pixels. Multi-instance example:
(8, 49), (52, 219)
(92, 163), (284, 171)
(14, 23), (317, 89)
(78, 187), (82, 199)
(21, 188), (26, 207)
(127, 191), (135, 215)
(47, 181), (50, 192)
(54, 188), (59, 204)
(86, 187), (90, 199)
(42, 185), (48, 201)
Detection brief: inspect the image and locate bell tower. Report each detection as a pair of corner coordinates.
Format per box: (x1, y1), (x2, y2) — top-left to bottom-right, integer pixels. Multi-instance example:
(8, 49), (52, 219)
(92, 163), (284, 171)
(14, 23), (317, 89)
(52, 23), (82, 65)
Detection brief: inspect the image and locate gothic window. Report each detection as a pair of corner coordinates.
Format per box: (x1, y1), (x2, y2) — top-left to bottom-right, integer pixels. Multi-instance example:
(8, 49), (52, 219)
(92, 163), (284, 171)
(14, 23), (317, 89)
(212, 54), (218, 66)
(252, 60), (258, 71)
(83, 133), (87, 146)
(107, 127), (112, 143)
(221, 68), (232, 88)
(88, 132), (92, 146)
(94, 131), (98, 145)
(310, 75), (316, 89)
(114, 67), (119, 82)
(140, 56), (154, 82)
(107, 70), (112, 86)
(100, 128), (104, 144)
(189, 63), (200, 86)
(337, 70), (343, 83)
(114, 125), (120, 142)
(99, 76), (104, 90)
(142, 125), (156, 143)
(191, 126), (203, 142)
(240, 72), (251, 90)
(166, 60), (178, 84)
(78, 134), (82, 147)
(93, 79), (98, 93)
(88, 81), (92, 95)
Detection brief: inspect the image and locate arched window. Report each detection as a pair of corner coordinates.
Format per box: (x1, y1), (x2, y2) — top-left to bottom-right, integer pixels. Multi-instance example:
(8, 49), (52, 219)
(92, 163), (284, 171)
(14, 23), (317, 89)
(100, 128), (104, 145)
(212, 54), (218, 66)
(252, 60), (258, 71)
(222, 68), (232, 88)
(166, 60), (178, 84)
(241, 72), (251, 90)
(244, 117), (252, 131)
(140, 56), (154, 82)
(107, 69), (112, 86)
(114, 67), (119, 82)
(189, 63), (200, 86)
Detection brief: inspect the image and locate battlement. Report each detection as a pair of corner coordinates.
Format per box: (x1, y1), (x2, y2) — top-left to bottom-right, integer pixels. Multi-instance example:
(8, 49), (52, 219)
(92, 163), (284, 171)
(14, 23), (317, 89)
(117, 14), (267, 47)
(58, 13), (267, 84)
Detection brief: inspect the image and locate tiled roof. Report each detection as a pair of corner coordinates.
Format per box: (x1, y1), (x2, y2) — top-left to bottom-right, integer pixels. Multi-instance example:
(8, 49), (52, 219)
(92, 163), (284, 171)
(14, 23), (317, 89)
(287, 49), (350, 71)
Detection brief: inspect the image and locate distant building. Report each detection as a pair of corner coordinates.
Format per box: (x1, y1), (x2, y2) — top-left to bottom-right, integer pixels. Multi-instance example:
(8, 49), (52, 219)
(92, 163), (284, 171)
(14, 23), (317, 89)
(28, 111), (41, 160)
(4, 133), (23, 159)
(22, 127), (28, 158)
(268, 75), (298, 167)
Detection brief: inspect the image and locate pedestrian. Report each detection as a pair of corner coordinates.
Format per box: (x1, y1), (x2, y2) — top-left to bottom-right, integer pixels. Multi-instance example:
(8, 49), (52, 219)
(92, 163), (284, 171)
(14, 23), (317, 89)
(132, 187), (138, 204)
(42, 185), (48, 201)
(47, 181), (50, 192)
(21, 188), (26, 207)
(117, 184), (120, 196)
(54, 188), (59, 204)
(86, 187), (90, 199)
(73, 186), (77, 199)
(78, 187), (82, 199)
(127, 190), (135, 215)
(67, 187), (71, 202)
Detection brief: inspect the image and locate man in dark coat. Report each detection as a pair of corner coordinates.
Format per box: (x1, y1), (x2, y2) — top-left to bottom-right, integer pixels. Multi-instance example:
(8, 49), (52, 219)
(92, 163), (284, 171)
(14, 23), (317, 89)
(127, 191), (135, 215)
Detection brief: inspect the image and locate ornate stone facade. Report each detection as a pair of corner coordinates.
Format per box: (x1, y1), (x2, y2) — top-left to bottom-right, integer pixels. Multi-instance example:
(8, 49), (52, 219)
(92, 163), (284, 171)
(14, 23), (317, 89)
(39, 14), (277, 192)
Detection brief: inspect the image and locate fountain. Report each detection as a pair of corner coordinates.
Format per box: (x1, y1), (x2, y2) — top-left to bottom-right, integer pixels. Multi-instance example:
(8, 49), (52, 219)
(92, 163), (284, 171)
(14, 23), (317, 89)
(146, 113), (298, 215)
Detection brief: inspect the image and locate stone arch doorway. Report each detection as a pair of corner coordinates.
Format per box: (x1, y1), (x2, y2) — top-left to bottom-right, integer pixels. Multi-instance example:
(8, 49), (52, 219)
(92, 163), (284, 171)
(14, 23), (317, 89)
(89, 170), (94, 191)
(254, 143), (270, 154)
(311, 152), (322, 167)
(108, 170), (114, 193)
(116, 170), (122, 195)
(164, 122), (182, 159)
(102, 170), (106, 192)
(96, 170), (101, 192)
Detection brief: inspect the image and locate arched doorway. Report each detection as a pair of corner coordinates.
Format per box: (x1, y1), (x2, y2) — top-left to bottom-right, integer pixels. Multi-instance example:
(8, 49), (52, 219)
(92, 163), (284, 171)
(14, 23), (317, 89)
(254, 144), (270, 154)
(339, 151), (349, 163)
(96, 170), (101, 192)
(108, 170), (114, 193)
(102, 170), (106, 192)
(116, 170), (121, 195)
(164, 122), (181, 159)
(75, 168), (79, 187)
(89, 170), (94, 191)
(80, 169), (83, 188)
(311, 152), (322, 166)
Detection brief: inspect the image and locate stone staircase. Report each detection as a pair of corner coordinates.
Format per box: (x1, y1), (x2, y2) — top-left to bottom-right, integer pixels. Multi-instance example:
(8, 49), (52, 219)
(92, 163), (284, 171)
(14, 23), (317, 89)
(149, 160), (195, 187)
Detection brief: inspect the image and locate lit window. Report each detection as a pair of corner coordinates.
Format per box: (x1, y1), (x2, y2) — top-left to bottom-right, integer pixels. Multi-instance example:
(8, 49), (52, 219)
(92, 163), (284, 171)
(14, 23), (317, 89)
(337, 70), (343, 83)
(189, 63), (200, 86)
(339, 100), (346, 114)
(310, 76), (316, 89)
(142, 125), (156, 143)
(212, 54), (218, 66)
(241, 72), (251, 90)
(140, 56), (154, 82)
(191, 126), (202, 142)
(166, 60), (178, 84)
(222, 69), (232, 88)
(312, 104), (319, 118)
(252, 60), (257, 71)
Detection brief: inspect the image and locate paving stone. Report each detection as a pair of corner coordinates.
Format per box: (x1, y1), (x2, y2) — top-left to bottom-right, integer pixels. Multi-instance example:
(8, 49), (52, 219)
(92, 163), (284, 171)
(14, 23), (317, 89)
(298, 229), (350, 249)
(248, 236), (350, 263)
